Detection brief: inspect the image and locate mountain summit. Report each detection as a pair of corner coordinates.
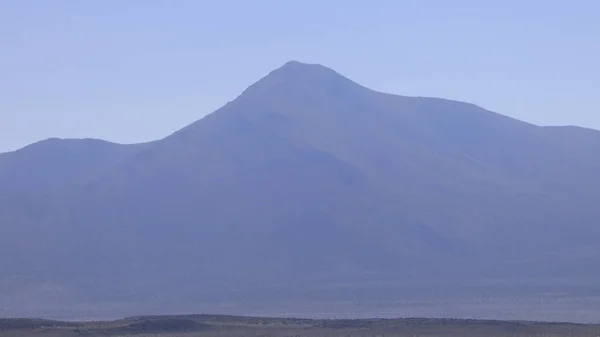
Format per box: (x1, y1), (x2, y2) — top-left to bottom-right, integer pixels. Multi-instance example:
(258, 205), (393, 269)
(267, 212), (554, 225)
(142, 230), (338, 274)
(262, 60), (354, 84)
(236, 61), (370, 108)
(2, 62), (600, 314)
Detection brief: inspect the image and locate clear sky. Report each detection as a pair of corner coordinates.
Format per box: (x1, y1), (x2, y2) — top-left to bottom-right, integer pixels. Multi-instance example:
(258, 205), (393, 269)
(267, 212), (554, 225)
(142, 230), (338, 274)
(2, 0), (599, 152)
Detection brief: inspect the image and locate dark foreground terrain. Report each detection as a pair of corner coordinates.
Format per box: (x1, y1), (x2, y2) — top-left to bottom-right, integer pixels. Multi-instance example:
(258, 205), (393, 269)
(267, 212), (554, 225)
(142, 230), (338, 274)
(2, 315), (600, 337)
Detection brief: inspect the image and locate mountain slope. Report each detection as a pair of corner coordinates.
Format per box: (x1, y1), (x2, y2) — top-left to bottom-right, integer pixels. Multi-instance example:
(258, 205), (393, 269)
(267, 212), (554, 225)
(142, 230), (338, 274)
(0, 138), (153, 294)
(0, 138), (153, 194)
(1, 61), (600, 308)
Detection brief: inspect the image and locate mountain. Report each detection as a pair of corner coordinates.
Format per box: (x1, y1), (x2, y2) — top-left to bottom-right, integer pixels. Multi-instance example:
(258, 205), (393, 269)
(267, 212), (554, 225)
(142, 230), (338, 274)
(1, 61), (600, 313)
(0, 138), (153, 193)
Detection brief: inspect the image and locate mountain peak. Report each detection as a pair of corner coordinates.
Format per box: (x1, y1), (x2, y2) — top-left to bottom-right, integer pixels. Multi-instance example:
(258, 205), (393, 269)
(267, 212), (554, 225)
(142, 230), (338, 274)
(238, 61), (367, 102)
(272, 60), (344, 80)
(279, 60), (329, 71)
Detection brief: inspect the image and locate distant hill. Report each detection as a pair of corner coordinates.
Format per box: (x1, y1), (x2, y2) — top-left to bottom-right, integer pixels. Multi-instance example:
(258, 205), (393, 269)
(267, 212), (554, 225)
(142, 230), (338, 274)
(0, 138), (153, 193)
(1, 61), (600, 313)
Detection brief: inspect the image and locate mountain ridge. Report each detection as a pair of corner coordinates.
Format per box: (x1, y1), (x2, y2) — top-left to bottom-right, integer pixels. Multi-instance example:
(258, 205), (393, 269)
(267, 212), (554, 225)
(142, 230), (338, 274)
(4, 61), (597, 156)
(1, 61), (600, 313)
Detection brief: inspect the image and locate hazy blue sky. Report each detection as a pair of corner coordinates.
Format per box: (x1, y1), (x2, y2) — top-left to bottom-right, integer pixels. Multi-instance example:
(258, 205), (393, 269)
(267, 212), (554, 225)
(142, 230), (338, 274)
(2, 0), (599, 152)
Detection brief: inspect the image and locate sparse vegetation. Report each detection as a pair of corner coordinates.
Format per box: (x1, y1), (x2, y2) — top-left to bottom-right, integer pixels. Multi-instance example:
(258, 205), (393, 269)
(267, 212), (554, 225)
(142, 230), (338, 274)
(2, 315), (600, 337)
